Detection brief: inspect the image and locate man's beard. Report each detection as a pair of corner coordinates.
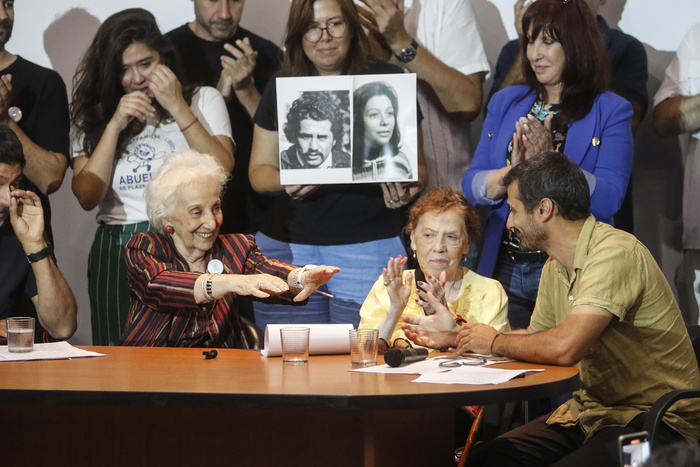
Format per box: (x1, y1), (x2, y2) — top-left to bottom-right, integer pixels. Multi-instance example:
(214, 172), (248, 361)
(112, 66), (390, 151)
(513, 222), (548, 252)
(0, 19), (12, 48)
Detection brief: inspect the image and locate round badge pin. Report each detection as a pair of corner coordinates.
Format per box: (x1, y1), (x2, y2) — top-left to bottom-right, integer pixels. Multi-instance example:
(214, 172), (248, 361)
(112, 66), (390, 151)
(207, 259), (224, 275)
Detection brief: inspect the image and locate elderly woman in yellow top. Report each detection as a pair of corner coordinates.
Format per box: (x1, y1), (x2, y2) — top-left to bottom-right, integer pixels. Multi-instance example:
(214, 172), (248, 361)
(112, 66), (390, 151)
(359, 186), (509, 346)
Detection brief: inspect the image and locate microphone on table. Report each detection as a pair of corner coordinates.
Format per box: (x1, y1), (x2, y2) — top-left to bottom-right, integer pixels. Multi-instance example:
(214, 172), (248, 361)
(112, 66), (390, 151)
(384, 347), (429, 367)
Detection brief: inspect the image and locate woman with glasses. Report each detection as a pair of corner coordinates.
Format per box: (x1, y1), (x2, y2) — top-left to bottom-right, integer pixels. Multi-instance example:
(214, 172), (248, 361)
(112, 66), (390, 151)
(462, 0), (633, 330)
(359, 186), (509, 347)
(248, 0), (427, 330)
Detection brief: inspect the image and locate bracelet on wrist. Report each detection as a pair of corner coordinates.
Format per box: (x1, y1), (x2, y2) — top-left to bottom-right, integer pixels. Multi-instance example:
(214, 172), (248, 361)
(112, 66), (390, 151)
(179, 116), (199, 132)
(490, 332), (504, 357)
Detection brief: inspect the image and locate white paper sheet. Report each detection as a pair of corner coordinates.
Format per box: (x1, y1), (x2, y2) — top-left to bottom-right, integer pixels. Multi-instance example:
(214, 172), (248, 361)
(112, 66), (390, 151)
(349, 354), (513, 374)
(261, 323), (354, 357)
(0, 341), (106, 361)
(412, 366), (544, 385)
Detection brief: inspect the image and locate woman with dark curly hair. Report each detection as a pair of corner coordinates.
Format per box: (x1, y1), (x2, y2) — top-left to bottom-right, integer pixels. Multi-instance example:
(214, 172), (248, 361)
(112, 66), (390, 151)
(70, 8), (234, 345)
(352, 81), (411, 181)
(359, 186), (509, 345)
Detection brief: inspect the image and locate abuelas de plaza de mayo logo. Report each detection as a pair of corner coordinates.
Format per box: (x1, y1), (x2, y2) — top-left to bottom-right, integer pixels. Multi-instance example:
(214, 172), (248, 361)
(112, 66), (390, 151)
(118, 133), (175, 191)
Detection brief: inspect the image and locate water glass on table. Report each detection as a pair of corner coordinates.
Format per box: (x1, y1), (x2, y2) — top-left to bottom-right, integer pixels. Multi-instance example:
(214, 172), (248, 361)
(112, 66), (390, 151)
(6, 317), (35, 353)
(349, 328), (379, 367)
(280, 327), (310, 365)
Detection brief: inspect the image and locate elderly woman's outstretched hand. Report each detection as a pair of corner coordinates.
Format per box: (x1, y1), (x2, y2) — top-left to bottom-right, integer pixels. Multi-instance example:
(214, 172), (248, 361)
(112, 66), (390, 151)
(231, 273), (289, 299)
(294, 265), (341, 302)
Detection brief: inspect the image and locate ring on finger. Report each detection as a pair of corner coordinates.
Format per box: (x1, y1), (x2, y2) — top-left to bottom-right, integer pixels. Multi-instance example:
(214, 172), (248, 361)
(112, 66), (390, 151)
(387, 199), (394, 205)
(257, 281), (262, 289)
(391, 198), (400, 203)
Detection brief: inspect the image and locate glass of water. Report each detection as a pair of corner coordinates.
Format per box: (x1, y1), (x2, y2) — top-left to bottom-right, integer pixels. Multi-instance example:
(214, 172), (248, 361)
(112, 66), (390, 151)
(6, 317), (35, 353)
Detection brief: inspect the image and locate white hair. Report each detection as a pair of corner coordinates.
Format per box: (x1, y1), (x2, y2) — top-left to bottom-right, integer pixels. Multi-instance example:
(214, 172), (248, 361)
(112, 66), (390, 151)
(144, 150), (229, 230)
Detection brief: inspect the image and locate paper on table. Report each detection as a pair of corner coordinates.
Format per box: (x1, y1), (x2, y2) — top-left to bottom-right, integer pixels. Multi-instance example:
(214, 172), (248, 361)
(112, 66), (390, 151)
(350, 354), (513, 374)
(0, 341), (106, 361)
(261, 323), (354, 357)
(412, 366), (544, 385)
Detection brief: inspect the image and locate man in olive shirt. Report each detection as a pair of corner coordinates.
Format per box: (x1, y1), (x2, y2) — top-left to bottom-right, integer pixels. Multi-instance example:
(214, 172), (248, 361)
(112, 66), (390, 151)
(404, 152), (700, 466)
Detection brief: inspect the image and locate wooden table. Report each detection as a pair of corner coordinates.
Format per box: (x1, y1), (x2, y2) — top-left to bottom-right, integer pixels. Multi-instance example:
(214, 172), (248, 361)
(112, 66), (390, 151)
(0, 346), (578, 466)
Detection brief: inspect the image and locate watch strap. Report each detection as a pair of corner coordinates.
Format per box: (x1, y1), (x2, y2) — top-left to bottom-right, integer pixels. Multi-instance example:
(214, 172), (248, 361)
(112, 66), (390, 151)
(26, 243), (53, 264)
(396, 39), (419, 63)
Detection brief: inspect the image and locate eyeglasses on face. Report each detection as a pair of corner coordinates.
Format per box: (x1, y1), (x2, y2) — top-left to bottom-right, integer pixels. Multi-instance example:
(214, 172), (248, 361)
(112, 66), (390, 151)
(303, 20), (349, 43)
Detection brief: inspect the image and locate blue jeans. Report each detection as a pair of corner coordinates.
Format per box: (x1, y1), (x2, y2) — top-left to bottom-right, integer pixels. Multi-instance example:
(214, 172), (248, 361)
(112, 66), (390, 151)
(253, 233), (406, 330)
(494, 253), (544, 330)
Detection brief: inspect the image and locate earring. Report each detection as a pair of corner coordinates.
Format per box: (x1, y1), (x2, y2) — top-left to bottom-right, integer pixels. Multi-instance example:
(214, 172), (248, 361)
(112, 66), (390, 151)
(412, 250), (417, 259)
(164, 225), (174, 234)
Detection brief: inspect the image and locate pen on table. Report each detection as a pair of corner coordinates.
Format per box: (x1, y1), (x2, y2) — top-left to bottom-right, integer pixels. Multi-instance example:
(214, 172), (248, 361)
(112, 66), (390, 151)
(314, 290), (334, 298)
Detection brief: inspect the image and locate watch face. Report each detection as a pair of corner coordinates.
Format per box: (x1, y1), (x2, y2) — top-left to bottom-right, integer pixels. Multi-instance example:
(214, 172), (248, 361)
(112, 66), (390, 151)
(398, 40), (418, 63)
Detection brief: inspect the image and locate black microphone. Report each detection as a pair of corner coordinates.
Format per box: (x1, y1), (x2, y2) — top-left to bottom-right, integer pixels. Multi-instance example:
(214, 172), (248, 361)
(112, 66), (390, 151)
(384, 348), (429, 367)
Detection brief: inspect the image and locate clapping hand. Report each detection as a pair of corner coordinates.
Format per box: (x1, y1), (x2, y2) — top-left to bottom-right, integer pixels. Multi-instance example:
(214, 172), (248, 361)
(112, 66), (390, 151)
(383, 254), (412, 317)
(218, 38), (258, 102)
(414, 270), (447, 315)
(511, 114), (553, 164)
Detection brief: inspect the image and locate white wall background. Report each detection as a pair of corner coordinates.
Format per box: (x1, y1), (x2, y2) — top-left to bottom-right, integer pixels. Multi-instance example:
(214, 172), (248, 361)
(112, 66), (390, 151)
(9, 1), (699, 345)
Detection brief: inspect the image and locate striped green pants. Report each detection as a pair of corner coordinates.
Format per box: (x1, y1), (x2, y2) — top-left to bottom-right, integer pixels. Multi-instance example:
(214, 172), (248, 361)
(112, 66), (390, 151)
(88, 221), (157, 345)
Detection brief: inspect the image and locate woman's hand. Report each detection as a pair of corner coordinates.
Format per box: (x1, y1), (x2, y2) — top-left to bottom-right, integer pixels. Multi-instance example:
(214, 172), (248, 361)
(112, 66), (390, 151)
(381, 182), (419, 209)
(415, 271), (447, 315)
(285, 184), (320, 201)
(294, 265), (341, 302)
(108, 91), (155, 133)
(383, 254), (412, 317)
(513, 114), (553, 162)
(148, 64), (187, 115)
(230, 273), (289, 298)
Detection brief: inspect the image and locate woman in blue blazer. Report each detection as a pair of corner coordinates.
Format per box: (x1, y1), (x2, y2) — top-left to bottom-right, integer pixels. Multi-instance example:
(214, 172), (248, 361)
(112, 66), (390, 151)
(462, 0), (633, 328)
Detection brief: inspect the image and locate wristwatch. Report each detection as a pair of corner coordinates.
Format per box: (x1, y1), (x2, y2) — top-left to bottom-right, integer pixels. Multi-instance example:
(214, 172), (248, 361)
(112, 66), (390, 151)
(26, 243), (53, 264)
(395, 39), (419, 63)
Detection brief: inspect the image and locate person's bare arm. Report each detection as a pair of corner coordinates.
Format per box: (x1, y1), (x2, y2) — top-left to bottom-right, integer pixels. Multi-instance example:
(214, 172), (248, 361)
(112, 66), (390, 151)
(11, 189), (76, 339)
(249, 124), (285, 194)
(457, 305), (613, 366)
(0, 75), (67, 194)
(653, 94), (700, 138)
(358, 0), (484, 120)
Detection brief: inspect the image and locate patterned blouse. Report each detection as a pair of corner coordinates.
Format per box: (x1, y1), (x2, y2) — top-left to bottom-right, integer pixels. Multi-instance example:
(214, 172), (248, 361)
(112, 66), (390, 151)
(120, 232), (300, 347)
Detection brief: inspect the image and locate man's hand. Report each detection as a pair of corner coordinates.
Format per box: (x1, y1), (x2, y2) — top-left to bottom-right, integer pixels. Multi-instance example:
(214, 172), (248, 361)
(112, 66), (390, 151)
(401, 289), (460, 349)
(217, 38), (258, 102)
(514, 0), (533, 39)
(456, 322), (498, 355)
(358, 0), (412, 55)
(9, 189), (45, 251)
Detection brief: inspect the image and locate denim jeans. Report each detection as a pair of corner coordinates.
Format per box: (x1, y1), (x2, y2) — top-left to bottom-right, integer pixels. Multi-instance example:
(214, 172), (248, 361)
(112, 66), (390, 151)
(494, 253), (545, 330)
(253, 233), (406, 331)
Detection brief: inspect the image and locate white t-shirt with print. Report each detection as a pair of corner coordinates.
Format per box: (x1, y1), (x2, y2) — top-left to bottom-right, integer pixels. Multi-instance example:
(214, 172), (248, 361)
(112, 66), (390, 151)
(72, 86), (232, 225)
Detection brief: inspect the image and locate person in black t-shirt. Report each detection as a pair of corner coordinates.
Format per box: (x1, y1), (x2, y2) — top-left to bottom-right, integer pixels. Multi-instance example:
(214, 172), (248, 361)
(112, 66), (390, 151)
(0, 0), (70, 245)
(167, 0), (281, 235)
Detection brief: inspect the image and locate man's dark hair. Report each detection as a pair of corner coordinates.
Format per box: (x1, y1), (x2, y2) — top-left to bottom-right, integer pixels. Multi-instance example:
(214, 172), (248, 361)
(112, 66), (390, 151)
(283, 91), (344, 149)
(0, 124), (25, 168)
(502, 152), (590, 221)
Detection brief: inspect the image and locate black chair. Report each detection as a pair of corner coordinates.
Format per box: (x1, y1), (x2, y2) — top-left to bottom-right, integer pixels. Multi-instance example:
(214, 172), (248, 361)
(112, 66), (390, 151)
(643, 325), (700, 447)
(240, 316), (265, 350)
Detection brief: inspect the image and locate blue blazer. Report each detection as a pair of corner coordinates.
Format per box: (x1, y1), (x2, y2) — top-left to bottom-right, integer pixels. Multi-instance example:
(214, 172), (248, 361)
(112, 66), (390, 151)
(462, 85), (634, 277)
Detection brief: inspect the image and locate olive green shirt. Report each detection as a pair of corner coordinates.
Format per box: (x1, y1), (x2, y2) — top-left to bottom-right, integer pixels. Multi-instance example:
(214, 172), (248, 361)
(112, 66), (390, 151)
(531, 216), (700, 443)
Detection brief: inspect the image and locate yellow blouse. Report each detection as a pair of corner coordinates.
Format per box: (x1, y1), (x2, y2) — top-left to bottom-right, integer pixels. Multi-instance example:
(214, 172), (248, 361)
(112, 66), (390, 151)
(358, 267), (510, 344)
